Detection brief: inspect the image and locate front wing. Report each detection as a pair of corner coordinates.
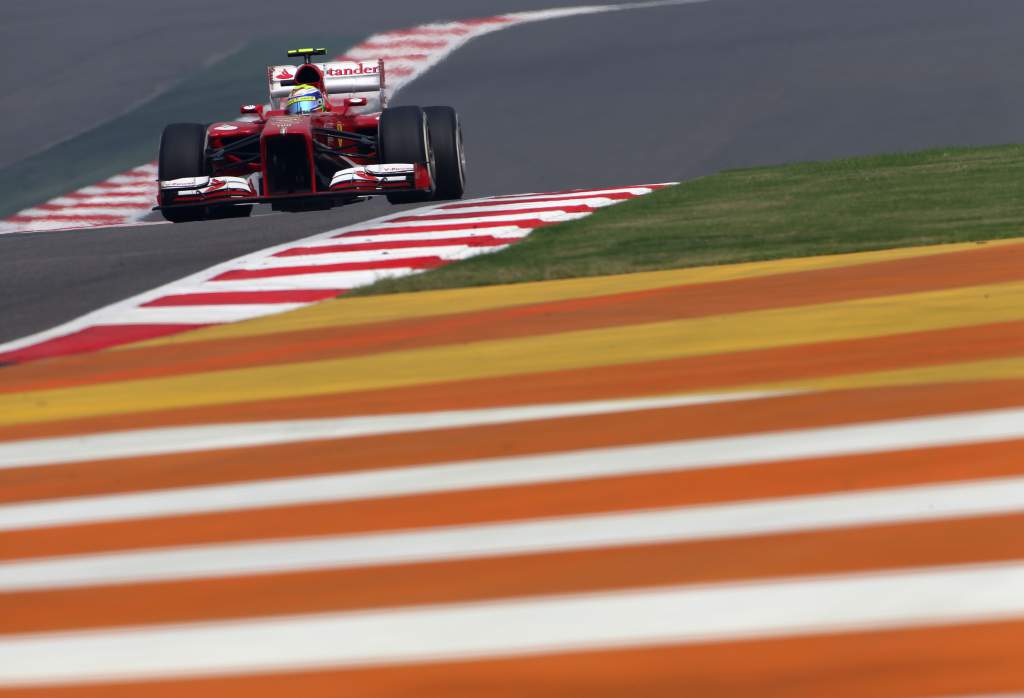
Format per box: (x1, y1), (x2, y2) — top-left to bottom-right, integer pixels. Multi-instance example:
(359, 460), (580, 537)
(154, 163), (431, 210)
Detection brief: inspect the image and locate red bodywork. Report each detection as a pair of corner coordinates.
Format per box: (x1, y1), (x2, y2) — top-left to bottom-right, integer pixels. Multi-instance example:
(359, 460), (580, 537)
(156, 61), (432, 213)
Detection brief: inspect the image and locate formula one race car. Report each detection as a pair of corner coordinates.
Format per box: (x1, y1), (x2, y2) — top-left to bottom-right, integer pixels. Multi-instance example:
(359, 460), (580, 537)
(154, 47), (465, 223)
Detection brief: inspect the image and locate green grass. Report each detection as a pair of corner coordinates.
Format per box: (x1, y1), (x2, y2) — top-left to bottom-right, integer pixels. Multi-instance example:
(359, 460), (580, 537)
(355, 144), (1024, 295)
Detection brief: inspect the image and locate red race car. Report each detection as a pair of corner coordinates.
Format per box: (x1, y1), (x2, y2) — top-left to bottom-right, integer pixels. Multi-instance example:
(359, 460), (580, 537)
(155, 47), (465, 223)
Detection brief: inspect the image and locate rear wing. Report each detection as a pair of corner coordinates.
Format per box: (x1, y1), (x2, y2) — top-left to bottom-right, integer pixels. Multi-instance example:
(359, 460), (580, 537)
(267, 59), (387, 108)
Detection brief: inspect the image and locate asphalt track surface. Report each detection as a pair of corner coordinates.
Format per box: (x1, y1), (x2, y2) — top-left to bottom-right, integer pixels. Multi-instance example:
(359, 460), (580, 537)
(0, 0), (617, 171)
(4, 0), (1024, 343)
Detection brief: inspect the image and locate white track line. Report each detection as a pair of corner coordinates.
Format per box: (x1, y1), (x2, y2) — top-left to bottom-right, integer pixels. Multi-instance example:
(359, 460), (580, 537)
(194, 268), (419, 292)
(2, 560), (1024, 686)
(371, 211), (593, 226)
(468, 185), (677, 201)
(334, 223), (541, 238)
(237, 246), (478, 269)
(417, 201), (613, 216)
(96, 304), (310, 325)
(0, 391), (781, 471)
(1, 405), (1022, 533)
(4, 473), (1024, 592)
(297, 229), (530, 246)
(12, 207), (147, 219)
(48, 195), (153, 206)
(75, 185), (153, 195)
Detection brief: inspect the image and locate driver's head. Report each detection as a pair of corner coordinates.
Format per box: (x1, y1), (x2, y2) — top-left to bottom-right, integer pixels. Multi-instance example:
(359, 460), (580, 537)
(285, 84), (325, 114)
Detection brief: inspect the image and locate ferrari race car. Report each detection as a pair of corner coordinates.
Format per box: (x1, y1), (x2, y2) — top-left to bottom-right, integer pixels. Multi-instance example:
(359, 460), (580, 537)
(155, 47), (465, 223)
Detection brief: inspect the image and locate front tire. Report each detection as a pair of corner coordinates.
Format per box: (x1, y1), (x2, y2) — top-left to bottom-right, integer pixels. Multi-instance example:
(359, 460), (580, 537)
(424, 106), (465, 200)
(158, 123), (209, 223)
(378, 106), (434, 204)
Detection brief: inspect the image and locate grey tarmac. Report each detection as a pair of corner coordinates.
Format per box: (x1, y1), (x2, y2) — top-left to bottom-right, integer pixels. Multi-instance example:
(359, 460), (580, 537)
(3, 0), (1024, 344)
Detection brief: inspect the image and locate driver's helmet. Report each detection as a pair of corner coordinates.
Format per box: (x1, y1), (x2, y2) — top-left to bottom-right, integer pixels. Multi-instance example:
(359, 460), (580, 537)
(285, 84), (325, 114)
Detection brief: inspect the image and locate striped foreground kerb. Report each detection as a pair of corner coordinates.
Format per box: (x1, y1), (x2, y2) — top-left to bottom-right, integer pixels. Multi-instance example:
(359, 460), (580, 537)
(0, 184), (671, 364)
(0, 0), (701, 235)
(0, 235), (1022, 695)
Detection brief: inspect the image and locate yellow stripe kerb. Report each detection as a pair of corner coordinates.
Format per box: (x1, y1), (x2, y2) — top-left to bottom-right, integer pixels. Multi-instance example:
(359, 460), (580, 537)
(127, 238), (1024, 349)
(2, 280), (1022, 426)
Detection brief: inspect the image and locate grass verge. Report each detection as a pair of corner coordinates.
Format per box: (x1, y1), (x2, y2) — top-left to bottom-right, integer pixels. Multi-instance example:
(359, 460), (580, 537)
(355, 144), (1024, 295)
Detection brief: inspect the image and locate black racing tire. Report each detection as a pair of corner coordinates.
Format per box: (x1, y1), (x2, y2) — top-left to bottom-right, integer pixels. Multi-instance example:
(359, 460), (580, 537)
(158, 123), (209, 223)
(378, 106), (435, 205)
(424, 106), (465, 201)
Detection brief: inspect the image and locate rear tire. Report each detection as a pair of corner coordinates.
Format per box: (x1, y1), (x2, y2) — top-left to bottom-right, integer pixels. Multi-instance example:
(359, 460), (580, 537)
(378, 106), (434, 205)
(158, 123), (209, 223)
(424, 106), (465, 201)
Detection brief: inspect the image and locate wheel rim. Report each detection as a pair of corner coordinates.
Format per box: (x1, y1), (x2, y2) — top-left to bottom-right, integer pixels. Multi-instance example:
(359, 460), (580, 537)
(424, 118), (437, 190)
(455, 120), (466, 188)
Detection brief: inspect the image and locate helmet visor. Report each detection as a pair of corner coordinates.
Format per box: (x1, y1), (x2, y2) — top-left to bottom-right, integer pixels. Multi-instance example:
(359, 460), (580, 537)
(286, 96), (322, 114)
